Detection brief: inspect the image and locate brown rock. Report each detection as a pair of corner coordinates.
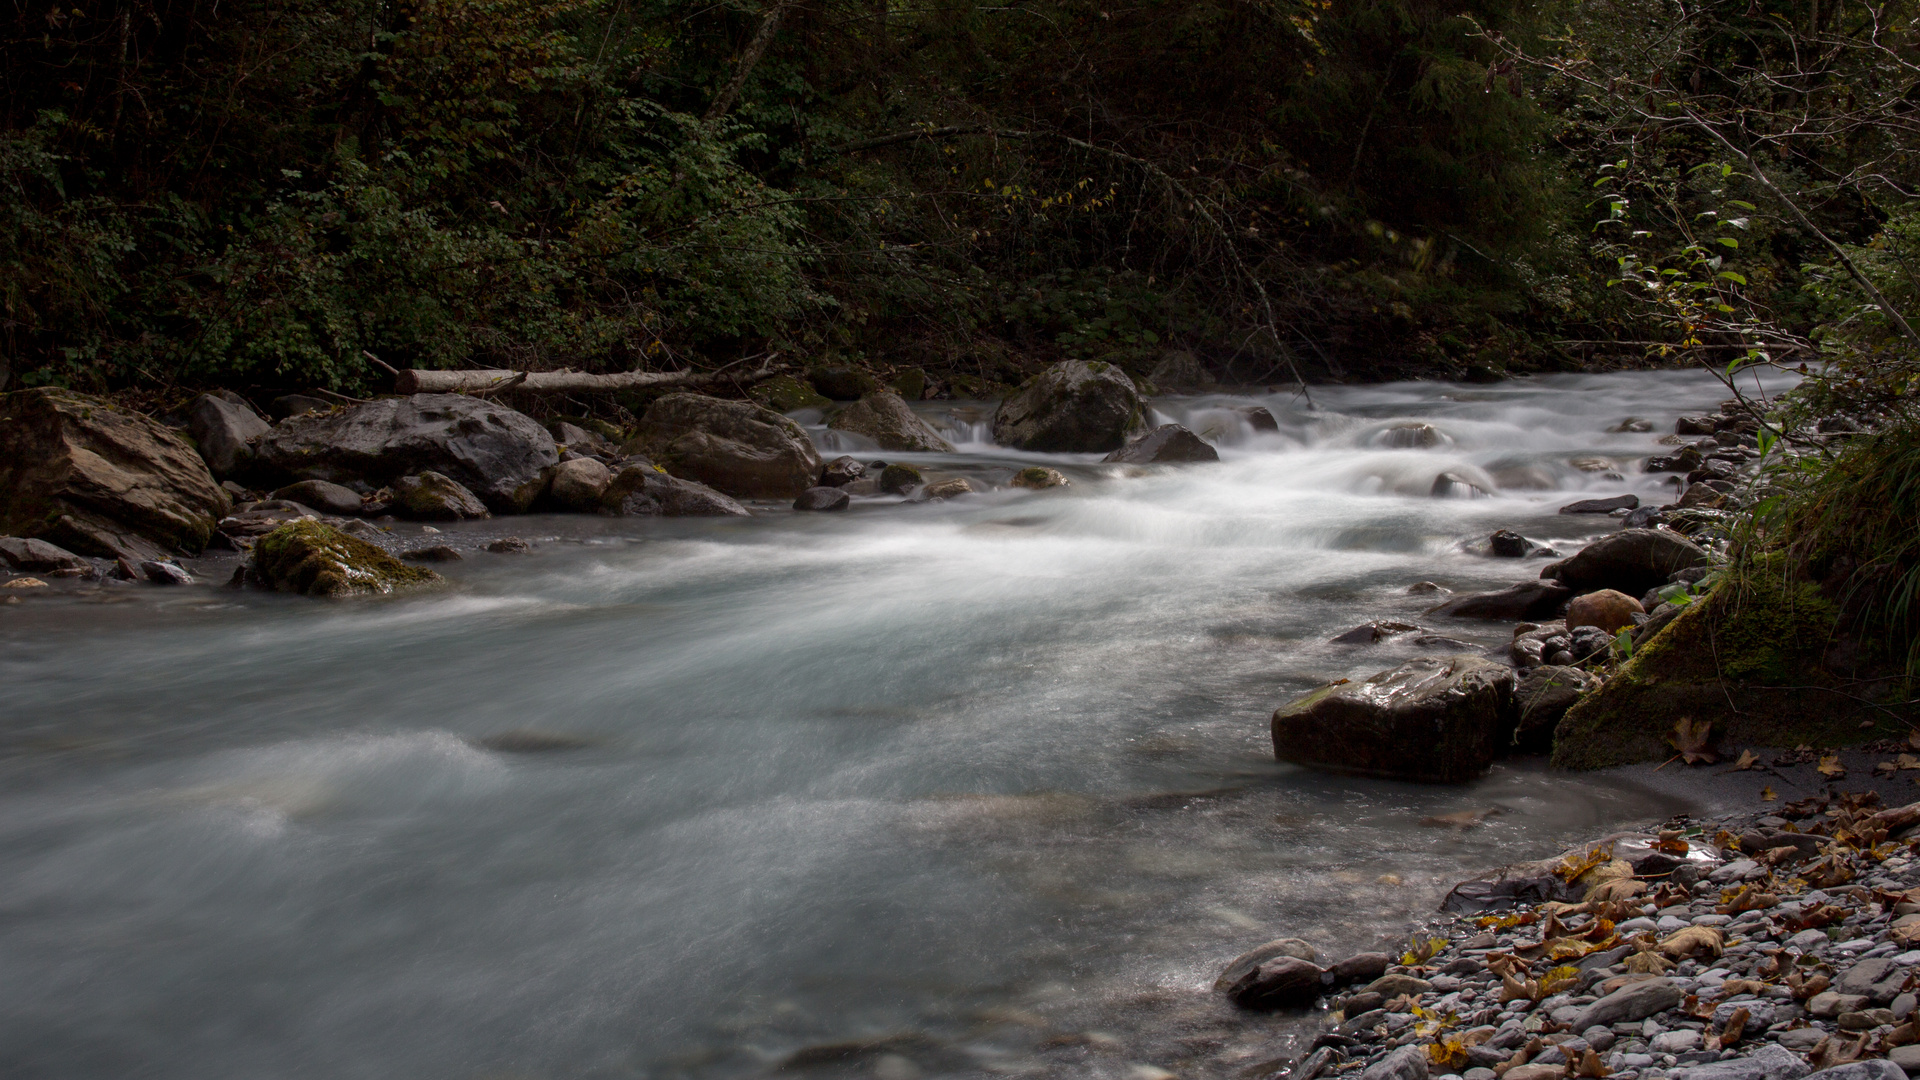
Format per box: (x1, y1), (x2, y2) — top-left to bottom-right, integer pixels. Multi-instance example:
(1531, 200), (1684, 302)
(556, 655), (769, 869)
(1224, 955), (1327, 1009)
(626, 393), (822, 499)
(1565, 589), (1644, 634)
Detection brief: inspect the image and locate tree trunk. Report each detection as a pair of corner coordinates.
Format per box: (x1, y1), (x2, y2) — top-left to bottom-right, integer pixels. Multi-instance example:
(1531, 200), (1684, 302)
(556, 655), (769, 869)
(395, 360), (784, 396)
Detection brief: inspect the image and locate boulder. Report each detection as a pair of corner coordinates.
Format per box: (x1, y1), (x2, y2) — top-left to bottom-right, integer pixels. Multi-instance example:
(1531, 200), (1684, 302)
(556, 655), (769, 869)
(1566, 589), (1644, 633)
(1489, 529), (1533, 557)
(1513, 665), (1599, 752)
(1010, 466), (1070, 490)
(1147, 350), (1215, 391)
(922, 478), (979, 499)
(393, 472), (491, 520)
(827, 393), (954, 452)
(750, 374), (833, 413)
(794, 487), (851, 512)
(1327, 953), (1392, 984)
(251, 520), (442, 597)
(1330, 621), (1423, 645)
(808, 366), (878, 401)
(187, 393), (270, 478)
(548, 458), (613, 511)
(819, 456), (866, 487)
(1271, 655), (1516, 783)
(1561, 494), (1639, 514)
(879, 463), (923, 495)
(1542, 528), (1712, 598)
(1222, 955), (1326, 1009)
(990, 360), (1143, 452)
(1380, 423), (1443, 448)
(1213, 938), (1318, 993)
(1431, 471), (1491, 498)
(0, 536), (90, 574)
(1428, 580), (1573, 620)
(256, 394), (557, 513)
(1239, 405), (1280, 431)
(1102, 424), (1219, 464)
(1609, 418), (1654, 433)
(625, 393), (822, 499)
(271, 480), (365, 517)
(0, 387), (230, 559)
(599, 464), (749, 517)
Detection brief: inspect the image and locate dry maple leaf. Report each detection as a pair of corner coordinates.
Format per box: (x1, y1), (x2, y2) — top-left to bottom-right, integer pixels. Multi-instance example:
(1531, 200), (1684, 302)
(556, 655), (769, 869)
(1762, 786), (1778, 801)
(1818, 754), (1847, 778)
(1733, 749), (1760, 770)
(1672, 717), (1717, 764)
(1572, 1049), (1613, 1078)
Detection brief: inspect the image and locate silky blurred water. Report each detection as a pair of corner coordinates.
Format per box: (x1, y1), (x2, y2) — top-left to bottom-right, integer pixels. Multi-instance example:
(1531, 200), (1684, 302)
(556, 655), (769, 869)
(0, 369), (1794, 1080)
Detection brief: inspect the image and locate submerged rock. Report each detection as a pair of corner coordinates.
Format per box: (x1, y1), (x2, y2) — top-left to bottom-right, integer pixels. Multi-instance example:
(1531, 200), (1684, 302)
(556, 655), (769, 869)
(827, 392), (954, 452)
(1428, 580), (1573, 621)
(794, 486), (851, 512)
(1009, 466), (1070, 490)
(251, 520), (442, 597)
(1271, 655), (1516, 783)
(0, 387), (230, 560)
(1430, 472), (1491, 498)
(879, 463), (923, 495)
(819, 456), (866, 487)
(1214, 938), (1318, 993)
(921, 477), (979, 500)
(626, 393), (822, 499)
(1561, 493), (1639, 514)
(257, 394), (557, 513)
(1102, 424), (1219, 464)
(991, 360), (1144, 452)
(1489, 529), (1533, 557)
(1330, 621), (1424, 645)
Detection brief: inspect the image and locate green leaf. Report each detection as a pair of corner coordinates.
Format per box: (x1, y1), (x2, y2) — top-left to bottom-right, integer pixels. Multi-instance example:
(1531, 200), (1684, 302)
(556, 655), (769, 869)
(1716, 237), (1739, 248)
(1718, 270), (1748, 284)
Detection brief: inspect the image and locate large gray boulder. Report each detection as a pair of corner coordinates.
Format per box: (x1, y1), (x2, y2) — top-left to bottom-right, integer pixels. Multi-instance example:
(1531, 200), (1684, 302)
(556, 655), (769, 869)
(1271, 655), (1516, 783)
(1541, 527), (1711, 598)
(991, 360), (1143, 452)
(599, 463), (749, 517)
(827, 392), (954, 452)
(257, 394), (557, 513)
(625, 394), (821, 499)
(1103, 424), (1219, 464)
(187, 393), (270, 478)
(0, 388), (230, 560)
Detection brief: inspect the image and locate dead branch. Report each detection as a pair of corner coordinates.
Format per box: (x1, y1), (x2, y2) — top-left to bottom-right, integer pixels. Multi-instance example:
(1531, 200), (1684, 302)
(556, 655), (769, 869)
(395, 358), (785, 396)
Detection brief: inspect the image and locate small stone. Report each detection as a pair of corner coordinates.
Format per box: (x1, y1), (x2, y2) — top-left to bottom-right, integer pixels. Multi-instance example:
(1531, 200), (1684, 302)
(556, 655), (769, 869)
(1807, 992), (1869, 1019)
(1366, 973), (1434, 998)
(1571, 980), (1684, 1030)
(819, 456), (867, 487)
(394, 471), (490, 520)
(1361, 1045), (1430, 1080)
(1009, 466), (1070, 490)
(1566, 589), (1645, 634)
(271, 480), (366, 517)
(402, 545), (463, 563)
(1887, 1046), (1920, 1076)
(1408, 582), (1449, 595)
(486, 537), (532, 554)
(139, 559), (194, 585)
(1561, 494), (1641, 514)
(1797, 1063), (1906, 1080)
(1490, 530), (1534, 557)
(1, 576), (49, 588)
(1651, 1031), (1701, 1054)
(793, 487), (852, 512)
(921, 478), (979, 500)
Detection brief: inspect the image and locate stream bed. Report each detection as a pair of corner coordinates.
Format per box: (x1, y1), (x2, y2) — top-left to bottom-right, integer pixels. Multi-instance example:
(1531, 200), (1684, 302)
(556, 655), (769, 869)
(0, 368), (1796, 1080)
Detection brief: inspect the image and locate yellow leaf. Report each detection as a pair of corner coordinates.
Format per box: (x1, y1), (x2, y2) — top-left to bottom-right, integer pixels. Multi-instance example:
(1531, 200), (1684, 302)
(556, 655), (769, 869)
(1762, 786), (1777, 801)
(1672, 717), (1717, 764)
(1733, 750), (1759, 770)
(1817, 755), (1846, 779)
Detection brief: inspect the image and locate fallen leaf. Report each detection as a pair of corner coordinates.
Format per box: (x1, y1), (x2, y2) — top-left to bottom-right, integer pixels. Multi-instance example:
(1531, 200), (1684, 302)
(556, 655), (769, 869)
(1623, 951), (1673, 974)
(1902, 754), (1920, 770)
(1879, 761), (1900, 776)
(1572, 1049), (1613, 1078)
(1658, 925), (1725, 959)
(1818, 754), (1847, 779)
(1733, 749), (1760, 770)
(1673, 717), (1718, 764)
(1762, 786), (1778, 801)
(1707, 1006), (1750, 1051)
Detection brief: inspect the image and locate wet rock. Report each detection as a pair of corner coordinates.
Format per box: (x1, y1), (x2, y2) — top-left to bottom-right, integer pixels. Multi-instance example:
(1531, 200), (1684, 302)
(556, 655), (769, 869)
(474, 730), (593, 753)
(394, 471), (491, 520)
(1010, 466), (1070, 490)
(139, 559), (194, 584)
(794, 487), (852, 512)
(1365, 973), (1433, 998)
(1677, 416), (1720, 435)
(1540, 528), (1712, 598)
(600, 465), (749, 517)
(1431, 472), (1491, 499)
(1428, 580), (1573, 621)
(251, 519), (442, 597)
(1215, 938), (1318, 992)
(1271, 655), (1516, 783)
(1331, 621), (1424, 645)
(991, 360), (1144, 453)
(807, 366), (878, 401)
(625, 393), (822, 499)
(921, 478), (979, 500)
(403, 544), (463, 562)
(187, 393), (270, 478)
(1490, 529), (1535, 557)
(1329, 953), (1393, 985)
(1360, 1045), (1429, 1080)
(828, 393), (955, 452)
(486, 537), (532, 554)
(1, 575), (48, 589)
(1103, 424), (1219, 464)
(0, 536), (90, 574)
(819, 457), (866, 487)
(1240, 405), (1281, 431)
(1224, 955), (1327, 1009)
(548, 458), (613, 511)
(1566, 589), (1644, 634)
(1381, 423), (1443, 448)
(1569, 978), (1683, 1030)
(271, 480), (365, 517)
(1610, 418), (1654, 433)
(1148, 350), (1215, 390)
(1561, 494), (1640, 514)
(0, 387), (230, 560)
(1513, 665), (1599, 751)
(1408, 581), (1448, 595)
(880, 464), (924, 495)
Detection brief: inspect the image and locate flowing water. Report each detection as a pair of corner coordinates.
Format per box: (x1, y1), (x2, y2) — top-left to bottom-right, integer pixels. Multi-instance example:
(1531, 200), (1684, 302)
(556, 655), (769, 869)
(0, 368), (1796, 1080)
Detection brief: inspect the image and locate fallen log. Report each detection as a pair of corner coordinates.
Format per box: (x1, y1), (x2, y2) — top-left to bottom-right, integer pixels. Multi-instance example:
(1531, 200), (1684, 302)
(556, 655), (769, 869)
(394, 359), (783, 396)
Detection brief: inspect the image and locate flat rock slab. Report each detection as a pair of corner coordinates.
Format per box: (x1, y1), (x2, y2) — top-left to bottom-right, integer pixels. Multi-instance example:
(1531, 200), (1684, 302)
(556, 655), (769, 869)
(1569, 977), (1682, 1030)
(1271, 655), (1515, 783)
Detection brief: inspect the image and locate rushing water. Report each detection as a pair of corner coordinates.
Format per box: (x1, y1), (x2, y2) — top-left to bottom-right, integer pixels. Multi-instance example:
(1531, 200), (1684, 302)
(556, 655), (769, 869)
(0, 368), (1797, 1080)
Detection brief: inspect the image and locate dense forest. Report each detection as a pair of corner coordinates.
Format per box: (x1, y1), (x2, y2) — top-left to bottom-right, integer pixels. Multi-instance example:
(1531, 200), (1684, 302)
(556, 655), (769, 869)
(3, 0), (1910, 400)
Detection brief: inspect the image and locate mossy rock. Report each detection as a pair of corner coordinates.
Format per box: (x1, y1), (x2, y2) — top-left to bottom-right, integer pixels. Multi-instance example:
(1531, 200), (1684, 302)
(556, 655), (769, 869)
(1551, 573), (1908, 767)
(891, 368), (929, 401)
(253, 519), (443, 597)
(749, 374), (832, 413)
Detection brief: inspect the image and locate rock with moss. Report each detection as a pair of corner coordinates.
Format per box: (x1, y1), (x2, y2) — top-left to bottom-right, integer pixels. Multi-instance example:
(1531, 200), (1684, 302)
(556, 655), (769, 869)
(1551, 571), (1903, 768)
(808, 366), (878, 401)
(990, 360), (1144, 452)
(1010, 466), (1070, 490)
(750, 375), (832, 414)
(624, 393), (822, 500)
(879, 463), (923, 495)
(251, 520), (442, 597)
(393, 471), (491, 520)
(599, 463), (749, 517)
(1271, 655), (1516, 783)
(0, 387), (231, 561)
(827, 392), (954, 452)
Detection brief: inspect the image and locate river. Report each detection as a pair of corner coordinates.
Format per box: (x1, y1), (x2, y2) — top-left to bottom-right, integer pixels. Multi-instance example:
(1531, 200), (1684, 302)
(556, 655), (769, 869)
(0, 367), (1795, 1080)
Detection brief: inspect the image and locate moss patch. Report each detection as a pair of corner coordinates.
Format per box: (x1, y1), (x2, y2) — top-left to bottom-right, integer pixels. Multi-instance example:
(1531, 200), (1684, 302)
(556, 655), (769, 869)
(253, 519), (443, 597)
(1552, 573), (1908, 768)
(749, 375), (831, 413)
